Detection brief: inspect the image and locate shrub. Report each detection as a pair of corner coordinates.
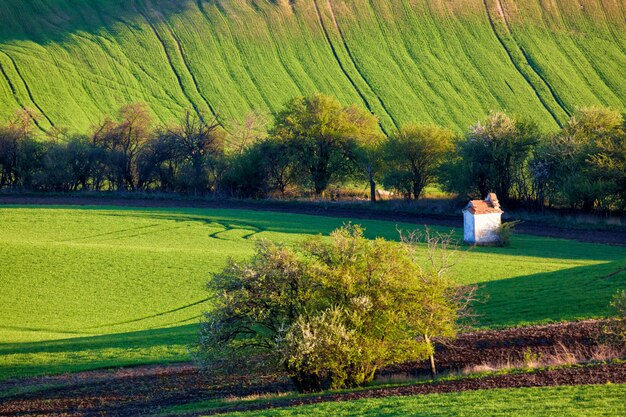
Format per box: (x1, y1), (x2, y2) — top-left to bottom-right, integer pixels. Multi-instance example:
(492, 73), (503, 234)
(280, 308), (376, 392)
(610, 290), (626, 345)
(496, 221), (521, 247)
(198, 225), (473, 391)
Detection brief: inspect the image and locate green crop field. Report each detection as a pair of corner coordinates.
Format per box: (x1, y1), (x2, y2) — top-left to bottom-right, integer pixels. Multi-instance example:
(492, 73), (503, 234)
(0, 205), (625, 380)
(0, 0), (624, 134)
(214, 384), (626, 416)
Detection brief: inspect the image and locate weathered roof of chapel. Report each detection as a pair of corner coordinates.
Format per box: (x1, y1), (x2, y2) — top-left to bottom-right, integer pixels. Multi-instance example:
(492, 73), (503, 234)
(464, 193), (503, 215)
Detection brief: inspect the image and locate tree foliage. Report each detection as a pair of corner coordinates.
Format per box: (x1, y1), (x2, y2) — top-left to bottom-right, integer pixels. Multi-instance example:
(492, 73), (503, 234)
(382, 124), (454, 199)
(270, 93), (381, 195)
(198, 225), (474, 391)
(532, 108), (626, 210)
(1, 98), (625, 212)
(443, 112), (540, 203)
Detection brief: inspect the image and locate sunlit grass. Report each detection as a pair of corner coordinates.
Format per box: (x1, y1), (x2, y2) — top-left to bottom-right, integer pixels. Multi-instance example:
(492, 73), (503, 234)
(0, 0), (623, 132)
(216, 384), (626, 417)
(0, 205), (624, 380)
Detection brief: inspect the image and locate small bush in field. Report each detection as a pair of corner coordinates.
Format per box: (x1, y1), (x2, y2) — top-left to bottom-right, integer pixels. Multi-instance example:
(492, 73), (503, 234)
(496, 221), (521, 247)
(198, 224), (475, 392)
(610, 290), (626, 345)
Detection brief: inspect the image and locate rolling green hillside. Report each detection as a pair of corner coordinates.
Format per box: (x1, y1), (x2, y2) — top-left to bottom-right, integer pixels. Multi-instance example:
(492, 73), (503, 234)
(0, 0), (624, 133)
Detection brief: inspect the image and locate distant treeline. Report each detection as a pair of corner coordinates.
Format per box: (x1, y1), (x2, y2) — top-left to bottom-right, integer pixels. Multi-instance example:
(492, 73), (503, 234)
(1, 94), (625, 212)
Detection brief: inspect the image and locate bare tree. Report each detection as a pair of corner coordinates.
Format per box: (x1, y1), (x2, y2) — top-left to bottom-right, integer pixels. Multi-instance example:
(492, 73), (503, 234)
(399, 227), (479, 377)
(167, 110), (224, 195)
(228, 111), (268, 155)
(92, 104), (152, 190)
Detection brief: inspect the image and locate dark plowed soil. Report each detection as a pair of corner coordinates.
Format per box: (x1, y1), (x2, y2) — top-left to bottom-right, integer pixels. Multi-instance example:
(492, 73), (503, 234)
(385, 320), (613, 376)
(1, 195), (624, 245)
(1, 320), (623, 417)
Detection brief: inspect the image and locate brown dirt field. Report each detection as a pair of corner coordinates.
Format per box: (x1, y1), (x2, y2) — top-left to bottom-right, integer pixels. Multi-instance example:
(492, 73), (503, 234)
(385, 319), (617, 376)
(0, 195), (625, 245)
(1, 320), (623, 417)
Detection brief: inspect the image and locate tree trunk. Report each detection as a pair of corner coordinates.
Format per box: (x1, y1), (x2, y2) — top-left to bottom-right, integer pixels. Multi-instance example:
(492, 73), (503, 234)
(368, 167), (376, 202)
(424, 334), (437, 378)
(412, 180), (422, 200)
(428, 352), (437, 378)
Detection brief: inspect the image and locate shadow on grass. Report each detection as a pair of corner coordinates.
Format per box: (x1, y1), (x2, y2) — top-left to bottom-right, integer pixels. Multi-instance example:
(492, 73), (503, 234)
(476, 260), (626, 328)
(0, 324), (198, 381)
(0, 0), (194, 44)
(0, 323), (198, 355)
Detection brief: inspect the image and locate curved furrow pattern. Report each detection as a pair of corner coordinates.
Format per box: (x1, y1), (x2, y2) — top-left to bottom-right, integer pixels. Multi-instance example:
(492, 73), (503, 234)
(0, 0), (623, 132)
(325, 0), (399, 131)
(256, 4), (307, 97)
(132, 0), (204, 119)
(482, 0), (568, 126)
(547, 0), (624, 107)
(0, 58), (33, 123)
(195, 0), (270, 113)
(0, 49), (54, 129)
(158, 11), (218, 119)
(312, 0), (396, 133)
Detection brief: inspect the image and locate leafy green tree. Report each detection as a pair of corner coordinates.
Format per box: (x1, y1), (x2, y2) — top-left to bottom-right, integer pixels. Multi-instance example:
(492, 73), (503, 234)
(270, 94), (380, 195)
(198, 225), (474, 391)
(34, 135), (104, 192)
(531, 108), (625, 210)
(219, 145), (268, 198)
(444, 112), (540, 203)
(256, 137), (296, 196)
(219, 135), (297, 198)
(382, 124), (454, 200)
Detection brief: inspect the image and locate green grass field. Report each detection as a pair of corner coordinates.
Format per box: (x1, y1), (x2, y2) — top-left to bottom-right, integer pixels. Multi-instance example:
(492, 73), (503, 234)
(0, 205), (624, 380)
(213, 384), (626, 416)
(0, 0), (624, 133)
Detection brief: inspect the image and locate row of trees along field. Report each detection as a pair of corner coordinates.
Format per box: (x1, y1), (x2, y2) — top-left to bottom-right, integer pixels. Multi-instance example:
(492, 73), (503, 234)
(0, 94), (624, 212)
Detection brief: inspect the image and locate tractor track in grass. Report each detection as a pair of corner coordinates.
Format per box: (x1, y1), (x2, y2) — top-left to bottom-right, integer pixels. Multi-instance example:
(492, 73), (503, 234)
(157, 8), (218, 120)
(597, 0), (626, 57)
(0, 320), (624, 417)
(133, 0), (205, 121)
(0, 51), (50, 132)
(482, 0), (569, 126)
(0, 195), (624, 246)
(194, 0), (273, 113)
(0, 49), (55, 129)
(311, 0), (396, 134)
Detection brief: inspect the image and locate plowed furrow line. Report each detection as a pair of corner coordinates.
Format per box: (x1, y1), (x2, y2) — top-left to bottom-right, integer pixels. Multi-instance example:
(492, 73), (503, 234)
(0, 49), (54, 130)
(312, 0), (395, 133)
(483, 0), (568, 125)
